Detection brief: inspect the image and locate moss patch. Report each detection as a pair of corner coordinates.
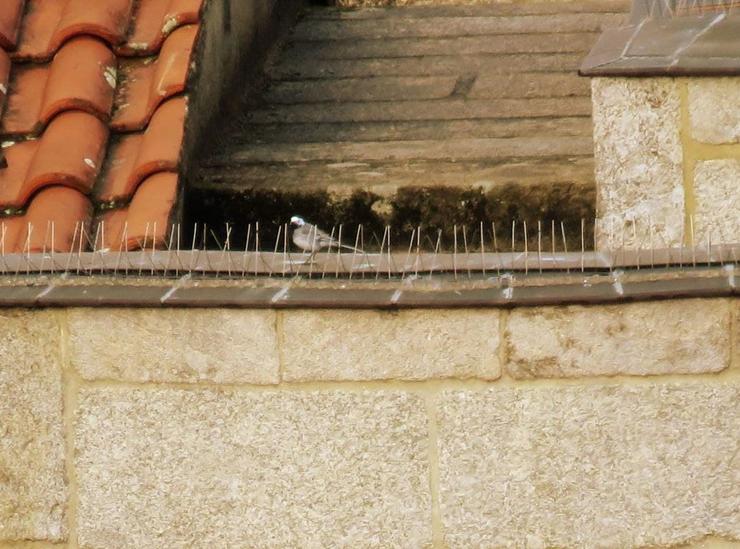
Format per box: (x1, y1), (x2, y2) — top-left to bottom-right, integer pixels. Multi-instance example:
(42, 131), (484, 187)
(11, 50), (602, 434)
(185, 183), (595, 251)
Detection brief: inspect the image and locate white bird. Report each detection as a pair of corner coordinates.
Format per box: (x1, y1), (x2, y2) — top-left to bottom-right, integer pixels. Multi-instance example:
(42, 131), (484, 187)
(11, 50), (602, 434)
(290, 216), (361, 256)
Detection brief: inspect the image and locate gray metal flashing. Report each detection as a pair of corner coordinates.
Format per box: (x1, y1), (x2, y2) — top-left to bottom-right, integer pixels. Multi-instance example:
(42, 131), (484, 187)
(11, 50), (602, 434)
(580, 12), (740, 76)
(0, 270), (734, 309)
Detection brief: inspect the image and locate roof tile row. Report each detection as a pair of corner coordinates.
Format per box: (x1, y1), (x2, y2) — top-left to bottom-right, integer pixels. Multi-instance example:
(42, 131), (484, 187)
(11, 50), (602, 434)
(0, 0), (203, 253)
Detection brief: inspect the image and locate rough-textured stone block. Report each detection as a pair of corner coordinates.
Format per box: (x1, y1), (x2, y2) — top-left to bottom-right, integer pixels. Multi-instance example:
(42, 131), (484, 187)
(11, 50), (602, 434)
(282, 309), (500, 381)
(592, 77), (684, 248)
(0, 311), (66, 542)
(733, 300), (740, 369)
(689, 78), (740, 144)
(506, 299), (730, 378)
(439, 383), (740, 548)
(76, 388), (431, 548)
(67, 309), (279, 384)
(693, 160), (740, 243)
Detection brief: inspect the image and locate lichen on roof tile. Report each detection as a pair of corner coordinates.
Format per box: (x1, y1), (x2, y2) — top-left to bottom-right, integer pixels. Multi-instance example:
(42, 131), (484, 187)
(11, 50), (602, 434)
(97, 96), (186, 203)
(13, 185), (92, 253)
(2, 37), (117, 135)
(99, 172), (178, 251)
(112, 25), (197, 131)
(0, 111), (108, 209)
(14, 0), (135, 61)
(0, 0), (200, 252)
(0, 0), (25, 50)
(0, 49), (11, 114)
(119, 0), (203, 56)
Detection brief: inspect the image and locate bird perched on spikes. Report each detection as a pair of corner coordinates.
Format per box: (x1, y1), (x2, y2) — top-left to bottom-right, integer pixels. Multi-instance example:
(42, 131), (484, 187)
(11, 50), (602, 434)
(290, 216), (361, 258)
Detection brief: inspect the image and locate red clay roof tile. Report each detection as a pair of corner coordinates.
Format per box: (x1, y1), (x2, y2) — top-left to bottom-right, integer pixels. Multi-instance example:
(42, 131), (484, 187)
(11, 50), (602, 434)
(14, 0), (135, 61)
(97, 96), (185, 203)
(0, 140), (39, 211)
(119, 0), (203, 56)
(2, 37), (117, 135)
(0, 0), (25, 50)
(0, 50), (10, 117)
(0, 0), (200, 253)
(112, 25), (197, 131)
(0, 111), (108, 209)
(16, 185), (92, 252)
(99, 172), (178, 250)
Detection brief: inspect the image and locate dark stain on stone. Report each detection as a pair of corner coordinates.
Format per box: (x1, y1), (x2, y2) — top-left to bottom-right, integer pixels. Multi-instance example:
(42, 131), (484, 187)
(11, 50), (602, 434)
(185, 183), (595, 251)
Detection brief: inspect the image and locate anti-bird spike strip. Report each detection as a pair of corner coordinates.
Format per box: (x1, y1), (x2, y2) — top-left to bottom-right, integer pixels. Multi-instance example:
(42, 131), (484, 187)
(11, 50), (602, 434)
(0, 219), (736, 278)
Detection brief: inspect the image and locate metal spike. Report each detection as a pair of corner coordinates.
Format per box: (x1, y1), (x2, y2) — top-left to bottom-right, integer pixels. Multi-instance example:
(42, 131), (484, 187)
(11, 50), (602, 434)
(403, 228), (416, 280)
(335, 224), (344, 278)
(283, 222), (289, 277)
(580, 218), (585, 273)
(523, 220), (529, 275)
(462, 225), (470, 279)
(560, 221), (570, 274)
(376, 226), (388, 281)
(480, 221), (486, 277)
(452, 225), (458, 281)
(270, 224), (281, 278)
(492, 221), (501, 277)
(429, 228), (442, 280)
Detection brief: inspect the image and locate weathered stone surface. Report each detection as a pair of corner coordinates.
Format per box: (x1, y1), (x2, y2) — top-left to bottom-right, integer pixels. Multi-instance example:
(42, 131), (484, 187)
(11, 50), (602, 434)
(689, 78), (740, 144)
(291, 13), (623, 40)
(76, 388), (431, 548)
(592, 77), (685, 248)
(438, 383), (740, 548)
(282, 309), (500, 381)
(470, 71), (590, 99)
(506, 299), (730, 378)
(693, 159), (740, 243)
(266, 76), (458, 103)
(227, 136), (592, 163)
(0, 311), (66, 542)
(733, 300), (740, 369)
(67, 309), (279, 384)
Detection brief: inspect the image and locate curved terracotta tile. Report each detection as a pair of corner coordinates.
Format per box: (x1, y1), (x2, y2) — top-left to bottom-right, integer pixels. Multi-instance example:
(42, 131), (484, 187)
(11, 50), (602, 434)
(119, 0), (203, 55)
(2, 37), (117, 135)
(0, 49), (10, 117)
(97, 173), (178, 250)
(12, 0), (64, 61)
(0, 140), (40, 210)
(95, 133), (142, 204)
(15, 0), (134, 61)
(2, 112), (109, 209)
(97, 96), (186, 203)
(113, 172), (178, 250)
(0, 0), (25, 50)
(19, 185), (92, 252)
(95, 207), (127, 249)
(112, 25), (197, 131)
(40, 37), (117, 126)
(0, 65), (46, 135)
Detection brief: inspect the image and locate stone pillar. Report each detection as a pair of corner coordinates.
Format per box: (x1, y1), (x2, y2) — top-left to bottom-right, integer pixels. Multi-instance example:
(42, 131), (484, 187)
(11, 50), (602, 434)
(591, 76), (740, 250)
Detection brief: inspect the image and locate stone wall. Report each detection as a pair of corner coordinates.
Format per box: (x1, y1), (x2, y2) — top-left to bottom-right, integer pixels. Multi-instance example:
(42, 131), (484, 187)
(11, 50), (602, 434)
(592, 77), (740, 249)
(1, 298), (739, 548)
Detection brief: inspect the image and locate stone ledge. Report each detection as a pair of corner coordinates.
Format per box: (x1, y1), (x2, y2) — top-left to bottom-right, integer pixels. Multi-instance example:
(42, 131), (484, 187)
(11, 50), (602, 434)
(505, 298), (731, 378)
(281, 309), (501, 381)
(67, 309), (280, 385)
